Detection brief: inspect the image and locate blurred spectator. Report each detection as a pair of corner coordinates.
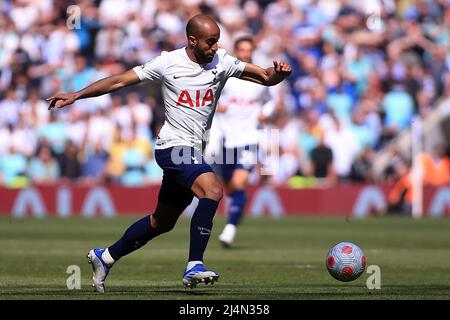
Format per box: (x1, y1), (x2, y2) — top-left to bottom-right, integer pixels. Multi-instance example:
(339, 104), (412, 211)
(64, 54), (98, 92)
(10, 114), (36, 157)
(111, 94), (131, 133)
(144, 150), (164, 183)
(82, 141), (110, 183)
(21, 89), (50, 127)
(98, 0), (139, 26)
(119, 124), (152, 186)
(266, 111), (302, 185)
(0, 88), (21, 127)
(326, 88), (354, 123)
(382, 84), (414, 139)
(9, 0), (39, 33)
(45, 21), (80, 67)
(86, 108), (114, 150)
(310, 134), (336, 186)
(418, 144), (450, 186)
(323, 114), (359, 181)
(106, 127), (128, 181)
(388, 160), (413, 215)
(128, 92), (153, 140)
(388, 144), (450, 215)
(95, 23), (126, 60)
(0, 0), (449, 188)
(356, 98), (382, 149)
(67, 109), (88, 148)
(0, 124), (13, 157)
(350, 107), (378, 151)
(27, 146), (60, 184)
(0, 146), (28, 188)
(121, 146), (146, 186)
(36, 112), (67, 154)
(383, 146), (408, 184)
(57, 140), (82, 181)
(430, 145), (450, 186)
(350, 147), (375, 183)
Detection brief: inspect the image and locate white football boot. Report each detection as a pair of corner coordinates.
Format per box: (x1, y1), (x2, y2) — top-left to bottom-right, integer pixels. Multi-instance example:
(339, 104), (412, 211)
(183, 263), (219, 289)
(218, 224), (237, 248)
(87, 248), (111, 294)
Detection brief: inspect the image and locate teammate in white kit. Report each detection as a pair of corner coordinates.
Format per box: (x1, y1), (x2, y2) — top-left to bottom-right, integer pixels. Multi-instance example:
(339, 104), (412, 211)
(47, 15), (291, 292)
(213, 36), (281, 247)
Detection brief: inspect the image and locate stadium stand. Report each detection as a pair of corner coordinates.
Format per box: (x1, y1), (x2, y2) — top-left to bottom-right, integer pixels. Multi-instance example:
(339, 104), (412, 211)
(1, 0), (449, 191)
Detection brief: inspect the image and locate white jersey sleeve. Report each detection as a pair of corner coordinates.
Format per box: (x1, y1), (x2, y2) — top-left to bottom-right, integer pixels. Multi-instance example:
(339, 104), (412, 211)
(221, 50), (246, 79)
(133, 52), (167, 82)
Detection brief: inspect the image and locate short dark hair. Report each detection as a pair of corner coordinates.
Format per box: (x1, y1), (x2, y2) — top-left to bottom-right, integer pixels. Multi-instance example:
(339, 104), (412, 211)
(234, 36), (253, 50)
(186, 14), (218, 38)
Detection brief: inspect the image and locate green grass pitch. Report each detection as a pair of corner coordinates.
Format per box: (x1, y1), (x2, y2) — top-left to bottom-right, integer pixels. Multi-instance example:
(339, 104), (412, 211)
(0, 215), (449, 300)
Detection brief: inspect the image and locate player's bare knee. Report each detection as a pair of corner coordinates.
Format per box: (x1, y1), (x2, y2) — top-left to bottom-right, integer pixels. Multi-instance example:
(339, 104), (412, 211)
(193, 173), (224, 201)
(205, 184), (223, 201)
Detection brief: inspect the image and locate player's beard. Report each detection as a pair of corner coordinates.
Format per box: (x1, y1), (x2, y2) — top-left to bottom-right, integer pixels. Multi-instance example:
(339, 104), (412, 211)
(201, 47), (216, 63)
(194, 50), (213, 64)
(204, 52), (215, 63)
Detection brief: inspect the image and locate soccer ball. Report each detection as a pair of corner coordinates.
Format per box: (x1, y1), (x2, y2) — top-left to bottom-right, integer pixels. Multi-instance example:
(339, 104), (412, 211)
(326, 242), (366, 282)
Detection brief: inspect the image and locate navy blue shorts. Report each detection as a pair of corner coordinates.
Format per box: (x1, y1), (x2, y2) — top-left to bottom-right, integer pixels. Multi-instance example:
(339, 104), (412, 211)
(155, 146), (214, 209)
(218, 145), (257, 183)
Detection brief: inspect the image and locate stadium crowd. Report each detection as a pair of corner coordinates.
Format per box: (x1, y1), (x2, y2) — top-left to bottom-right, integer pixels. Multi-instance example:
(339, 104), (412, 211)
(0, 0), (449, 189)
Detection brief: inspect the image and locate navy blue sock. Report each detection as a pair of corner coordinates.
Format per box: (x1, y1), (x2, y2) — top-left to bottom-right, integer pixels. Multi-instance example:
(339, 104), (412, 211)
(228, 190), (247, 226)
(108, 215), (156, 261)
(189, 198), (219, 262)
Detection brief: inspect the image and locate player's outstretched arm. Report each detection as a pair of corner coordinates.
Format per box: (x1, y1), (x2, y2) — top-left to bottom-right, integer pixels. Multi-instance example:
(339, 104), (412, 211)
(240, 61), (292, 86)
(47, 69), (140, 110)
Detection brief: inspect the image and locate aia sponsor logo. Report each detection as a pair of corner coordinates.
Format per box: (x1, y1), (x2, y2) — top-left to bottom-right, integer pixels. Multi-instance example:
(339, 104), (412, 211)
(177, 89), (214, 107)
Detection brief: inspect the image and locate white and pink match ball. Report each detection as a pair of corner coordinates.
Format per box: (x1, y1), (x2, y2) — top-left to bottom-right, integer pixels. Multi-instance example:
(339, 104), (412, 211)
(326, 242), (366, 282)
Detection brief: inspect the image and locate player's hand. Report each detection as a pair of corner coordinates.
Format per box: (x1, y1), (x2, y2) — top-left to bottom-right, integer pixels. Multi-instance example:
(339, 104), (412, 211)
(273, 61), (292, 78)
(47, 92), (79, 110)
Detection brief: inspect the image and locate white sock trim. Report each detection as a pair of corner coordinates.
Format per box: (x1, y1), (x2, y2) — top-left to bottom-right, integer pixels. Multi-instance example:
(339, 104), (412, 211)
(102, 248), (115, 267)
(187, 260), (203, 271)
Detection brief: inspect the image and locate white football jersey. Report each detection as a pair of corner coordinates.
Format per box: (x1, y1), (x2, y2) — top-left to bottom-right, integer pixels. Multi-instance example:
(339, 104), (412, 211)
(133, 48), (246, 152)
(213, 77), (278, 148)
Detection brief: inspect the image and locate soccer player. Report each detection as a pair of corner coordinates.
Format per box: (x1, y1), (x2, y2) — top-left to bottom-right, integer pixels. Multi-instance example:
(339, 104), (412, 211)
(47, 15), (291, 292)
(212, 36), (283, 247)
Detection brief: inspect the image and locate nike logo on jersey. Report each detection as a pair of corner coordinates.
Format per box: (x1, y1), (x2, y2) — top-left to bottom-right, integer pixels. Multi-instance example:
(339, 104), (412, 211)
(173, 75), (182, 79)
